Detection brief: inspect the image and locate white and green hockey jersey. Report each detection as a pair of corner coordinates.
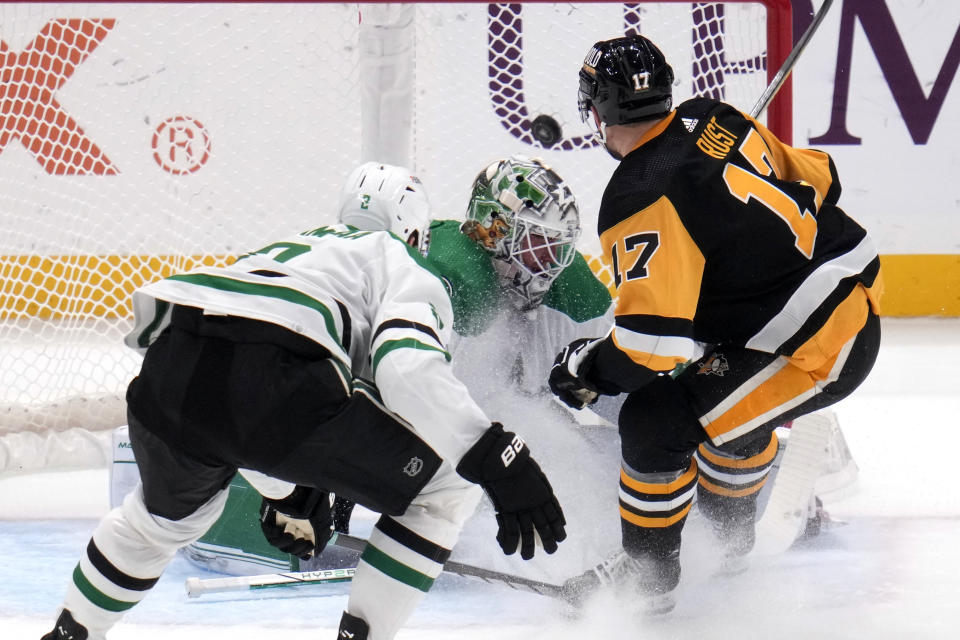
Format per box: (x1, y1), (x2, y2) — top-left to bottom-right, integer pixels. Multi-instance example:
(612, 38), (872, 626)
(131, 220), (615, 577)
(125, 224), (491, 465)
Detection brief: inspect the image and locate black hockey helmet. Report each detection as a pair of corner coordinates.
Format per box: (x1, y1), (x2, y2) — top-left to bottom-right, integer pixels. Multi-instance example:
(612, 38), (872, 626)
(578, 35), (674, 127)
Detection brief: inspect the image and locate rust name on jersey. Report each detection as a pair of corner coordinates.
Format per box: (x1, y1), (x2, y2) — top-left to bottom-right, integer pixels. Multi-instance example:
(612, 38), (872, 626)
(696, 116), (738, 159)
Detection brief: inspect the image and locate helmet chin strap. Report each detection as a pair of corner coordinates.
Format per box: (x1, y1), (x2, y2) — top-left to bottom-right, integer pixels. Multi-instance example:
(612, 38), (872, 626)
(591, 112), (622, 160)
(597, 120), (627, 160)
(588, 106), (607, 142)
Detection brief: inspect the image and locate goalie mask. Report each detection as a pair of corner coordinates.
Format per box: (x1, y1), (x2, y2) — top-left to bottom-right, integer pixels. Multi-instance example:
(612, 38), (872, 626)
(578, 35), (674, 133)
(463, 155), (580, 310)
(338, 162), (431, 255)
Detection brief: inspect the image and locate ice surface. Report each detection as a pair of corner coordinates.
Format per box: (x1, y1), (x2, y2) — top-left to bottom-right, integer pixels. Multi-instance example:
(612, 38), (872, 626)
(2, 318), (959, 639)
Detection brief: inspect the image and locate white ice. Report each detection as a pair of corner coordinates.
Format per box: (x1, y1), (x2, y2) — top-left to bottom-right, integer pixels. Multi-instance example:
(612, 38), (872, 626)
(2, 318), (959, 639)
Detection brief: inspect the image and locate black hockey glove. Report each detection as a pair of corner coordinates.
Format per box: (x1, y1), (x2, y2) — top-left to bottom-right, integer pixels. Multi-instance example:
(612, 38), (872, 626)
(456, 423), (567, 560)
(259, 485), (334, 561)
(549, 337), (604, 410)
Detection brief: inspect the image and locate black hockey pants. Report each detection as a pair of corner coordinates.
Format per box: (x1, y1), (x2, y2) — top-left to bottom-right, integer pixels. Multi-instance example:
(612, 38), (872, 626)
(126, 305), (442, 521)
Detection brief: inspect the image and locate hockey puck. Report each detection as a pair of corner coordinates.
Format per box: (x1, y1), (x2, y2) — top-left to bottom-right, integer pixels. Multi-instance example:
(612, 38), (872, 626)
(530, 115), (562, 147)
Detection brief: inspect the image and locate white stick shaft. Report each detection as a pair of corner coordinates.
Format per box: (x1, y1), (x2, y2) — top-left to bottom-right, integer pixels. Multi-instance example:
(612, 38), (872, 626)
(186, 567), (356, 597)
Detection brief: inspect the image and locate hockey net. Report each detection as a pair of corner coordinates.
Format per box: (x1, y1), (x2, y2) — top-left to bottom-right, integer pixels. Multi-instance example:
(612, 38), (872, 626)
(0, 2), (791, 444)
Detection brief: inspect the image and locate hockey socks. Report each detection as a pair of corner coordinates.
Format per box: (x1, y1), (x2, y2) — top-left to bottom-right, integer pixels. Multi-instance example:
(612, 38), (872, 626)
(695, 431), (779, 558)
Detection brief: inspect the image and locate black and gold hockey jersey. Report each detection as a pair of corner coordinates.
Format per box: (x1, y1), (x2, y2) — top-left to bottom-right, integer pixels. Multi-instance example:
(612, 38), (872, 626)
(594, 98), (883, 385)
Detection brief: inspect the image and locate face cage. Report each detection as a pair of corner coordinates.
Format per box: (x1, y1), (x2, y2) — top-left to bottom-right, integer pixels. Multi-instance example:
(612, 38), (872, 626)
(578, 72), (597, 124)
(499, 216), (579, 307)
(578, 73), (605, 141)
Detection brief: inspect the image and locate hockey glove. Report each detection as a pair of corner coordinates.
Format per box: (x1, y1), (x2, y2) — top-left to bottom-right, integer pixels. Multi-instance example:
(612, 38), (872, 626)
(456, 423), (567, 560)
(549, 337), (604, 410)
(259, 485), (334, 561)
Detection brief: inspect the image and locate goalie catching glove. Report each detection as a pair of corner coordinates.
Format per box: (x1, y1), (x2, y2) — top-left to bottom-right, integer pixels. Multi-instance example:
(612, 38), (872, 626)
(456, 423), (567, 560)
(259, 485), (334, 560)
(549, 337), (604, 410)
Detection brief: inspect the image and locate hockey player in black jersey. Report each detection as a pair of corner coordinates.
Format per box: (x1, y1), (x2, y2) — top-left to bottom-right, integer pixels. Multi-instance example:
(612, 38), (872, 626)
(550, 35), (883, 612)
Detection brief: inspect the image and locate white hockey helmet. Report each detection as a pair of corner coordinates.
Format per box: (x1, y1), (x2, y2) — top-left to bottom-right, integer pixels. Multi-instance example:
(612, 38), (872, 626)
(463, 154), (580, 309)
(337, 161), (432, 254)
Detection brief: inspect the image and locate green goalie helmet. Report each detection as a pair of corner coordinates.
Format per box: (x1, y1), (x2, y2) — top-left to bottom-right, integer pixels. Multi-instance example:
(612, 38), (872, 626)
(462, 155), (580, 309)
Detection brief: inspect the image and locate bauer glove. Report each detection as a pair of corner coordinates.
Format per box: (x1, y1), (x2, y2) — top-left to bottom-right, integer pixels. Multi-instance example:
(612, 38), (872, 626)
(549, 337), (604, 409)
(456, 423), (567, 560)
(259, 485), (334, 561)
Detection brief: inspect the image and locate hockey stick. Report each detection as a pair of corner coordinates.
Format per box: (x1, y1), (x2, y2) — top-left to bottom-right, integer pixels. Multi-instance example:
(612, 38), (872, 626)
(332, 532), (566, 597)
(552, 395), (614, 428)
(186, 567), (356, 597)
(750, 0), (836, 118)
(186, 532), (567, 599)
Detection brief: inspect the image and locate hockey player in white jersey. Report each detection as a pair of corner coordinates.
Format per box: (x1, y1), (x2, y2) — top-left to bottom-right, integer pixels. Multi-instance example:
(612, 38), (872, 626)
(174, 157), (618, 576)
(40, 176), (568, 640)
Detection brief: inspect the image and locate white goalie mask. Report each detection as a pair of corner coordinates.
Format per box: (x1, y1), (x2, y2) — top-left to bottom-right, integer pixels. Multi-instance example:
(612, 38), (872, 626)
(337, 162), (432, 255)
(463, 155), (581, 310)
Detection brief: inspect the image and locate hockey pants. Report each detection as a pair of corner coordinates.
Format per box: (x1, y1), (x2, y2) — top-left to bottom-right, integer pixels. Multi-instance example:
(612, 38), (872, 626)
(616, 310), (880, 572)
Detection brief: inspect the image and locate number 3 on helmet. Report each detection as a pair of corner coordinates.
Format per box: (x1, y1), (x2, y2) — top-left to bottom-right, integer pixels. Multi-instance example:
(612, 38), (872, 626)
(337, 162), (432, 255)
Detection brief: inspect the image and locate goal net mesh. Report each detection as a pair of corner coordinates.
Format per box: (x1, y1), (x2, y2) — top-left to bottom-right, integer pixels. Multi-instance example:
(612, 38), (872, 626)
(0, 2), (788, 434)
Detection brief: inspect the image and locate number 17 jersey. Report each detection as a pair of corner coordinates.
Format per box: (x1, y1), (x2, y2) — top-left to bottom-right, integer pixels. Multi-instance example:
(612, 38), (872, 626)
(598, 97), (883, 375)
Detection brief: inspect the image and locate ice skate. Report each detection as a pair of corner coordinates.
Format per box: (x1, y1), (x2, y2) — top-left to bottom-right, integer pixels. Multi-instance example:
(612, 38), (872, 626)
(337, 610), (369, 640)
(794, 495), (846, 544)
(560, 549), (678, 615)
(708, 516), (755, 578)
(41, 609), (88, 640)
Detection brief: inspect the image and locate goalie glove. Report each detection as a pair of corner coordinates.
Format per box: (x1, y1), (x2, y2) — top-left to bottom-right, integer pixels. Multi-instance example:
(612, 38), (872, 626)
(549, 337), (604, 410)
(259, 485), (334, 560)
(456, 423), (567, 560)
